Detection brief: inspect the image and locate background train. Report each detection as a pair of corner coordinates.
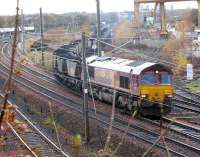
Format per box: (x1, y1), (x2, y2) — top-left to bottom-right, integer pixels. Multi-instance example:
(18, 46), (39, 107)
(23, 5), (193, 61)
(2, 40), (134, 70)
(53, 41), (173, 117)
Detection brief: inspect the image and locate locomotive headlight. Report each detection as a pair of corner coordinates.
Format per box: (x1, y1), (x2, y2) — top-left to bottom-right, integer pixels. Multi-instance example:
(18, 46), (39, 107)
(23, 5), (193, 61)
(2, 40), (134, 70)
(155, 70), (159, 74)
(167, 95), (172, 98)
(141, 94), (147, 98)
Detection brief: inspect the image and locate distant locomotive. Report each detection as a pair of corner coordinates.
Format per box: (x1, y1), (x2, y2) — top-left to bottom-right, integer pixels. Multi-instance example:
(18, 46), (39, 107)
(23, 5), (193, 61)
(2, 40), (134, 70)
(53, 42), (173, 117)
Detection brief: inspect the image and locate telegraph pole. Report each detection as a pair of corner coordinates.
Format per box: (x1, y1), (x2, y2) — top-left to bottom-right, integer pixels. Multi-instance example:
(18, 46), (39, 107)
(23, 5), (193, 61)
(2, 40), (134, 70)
(0, 0), (20, 127)
(96, 0), (101, 56)
(21, 9), (25, 54)
(40, 8), (44, 66)
(82, 32), (90, 143)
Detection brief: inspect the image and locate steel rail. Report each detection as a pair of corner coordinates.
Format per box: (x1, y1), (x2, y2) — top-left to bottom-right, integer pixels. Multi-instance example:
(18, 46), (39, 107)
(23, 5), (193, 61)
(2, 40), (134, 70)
(0, 41), (199, 156)
(0, 93), (70, 157)
(16, 108), (70, 157)
(140, 117), (200, 141)
(3, 43), (56, 84)
(174, 93), (200, 107)
(173, 99), (200, 113)
(7, 122), (39, 157)
(3, 41), (199, 114)
(0, 66), (197, 157)
(175, 85), (200, 99)
(1, 45), (200, 139)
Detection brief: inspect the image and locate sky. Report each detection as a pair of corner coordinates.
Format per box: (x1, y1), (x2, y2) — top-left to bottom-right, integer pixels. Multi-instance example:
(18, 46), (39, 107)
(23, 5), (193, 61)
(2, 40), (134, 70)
(0, 0), (198, 15)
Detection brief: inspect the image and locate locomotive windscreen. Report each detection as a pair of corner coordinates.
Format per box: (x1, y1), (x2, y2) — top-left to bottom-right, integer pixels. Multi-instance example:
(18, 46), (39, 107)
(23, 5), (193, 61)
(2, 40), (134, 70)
(141, 72), (172, 85)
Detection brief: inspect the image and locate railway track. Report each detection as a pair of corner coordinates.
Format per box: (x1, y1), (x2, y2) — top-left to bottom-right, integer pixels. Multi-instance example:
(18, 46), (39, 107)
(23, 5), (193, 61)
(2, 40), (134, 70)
(172, 86), (200, 113)
(173, 98), (200, 114)
(4, 50), (200, 115)
(141, 116), (200, 140)
(163, 117), (200, 139)
(0, 62), (199, 156)
(2, 42), (59, 85)
(174, 85), (200, 106)
(1, 42), (200, 156)
(175, 85), (200, 99)
(0, 94), (69, 157)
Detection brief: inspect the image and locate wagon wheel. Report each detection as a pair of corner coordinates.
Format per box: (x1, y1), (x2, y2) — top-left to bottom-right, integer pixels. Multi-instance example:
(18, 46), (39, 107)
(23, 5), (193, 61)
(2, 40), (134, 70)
(117, 96), (126, 108)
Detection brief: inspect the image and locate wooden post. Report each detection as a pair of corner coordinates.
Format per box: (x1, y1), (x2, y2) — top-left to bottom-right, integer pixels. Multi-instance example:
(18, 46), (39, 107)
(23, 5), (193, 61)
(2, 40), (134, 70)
(0, 0), (20, 128)
(134, 2), (140, 28)
(96, 0), (101, 56)
(40, 8), (44, 66)
(82, 32), (90, 143)
(21, 9), (25, 54)
(198, 1), (200, 27)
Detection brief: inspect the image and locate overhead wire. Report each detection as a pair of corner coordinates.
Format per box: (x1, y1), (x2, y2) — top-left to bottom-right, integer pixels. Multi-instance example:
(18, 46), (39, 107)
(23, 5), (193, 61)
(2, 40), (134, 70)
(14, 29), (183, 156)
(88, 35), (177, 67)
(17, 27), (193, 111)
(17, 30), (192, 76)
(18, 33), (190, 77)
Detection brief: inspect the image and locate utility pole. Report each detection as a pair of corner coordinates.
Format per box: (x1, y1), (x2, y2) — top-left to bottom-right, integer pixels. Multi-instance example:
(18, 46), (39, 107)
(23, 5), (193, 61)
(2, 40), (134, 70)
(21, 9), (25, 54)
(82, 32), (90, 143)
(96, 0), (101, 56)
(40, 8), (44, 66)
(0, 0), (20, 127)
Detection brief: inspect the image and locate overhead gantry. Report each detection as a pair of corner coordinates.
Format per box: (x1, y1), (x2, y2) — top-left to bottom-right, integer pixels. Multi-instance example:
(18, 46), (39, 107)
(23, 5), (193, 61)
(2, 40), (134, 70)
(134, 0), (200, 36)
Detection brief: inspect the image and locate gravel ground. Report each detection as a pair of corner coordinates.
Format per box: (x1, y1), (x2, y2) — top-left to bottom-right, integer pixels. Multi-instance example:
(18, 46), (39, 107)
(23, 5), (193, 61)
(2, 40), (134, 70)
(0, 132), (31, 157)
(0, 76), (163, 157)
(1, 48), (199, 156)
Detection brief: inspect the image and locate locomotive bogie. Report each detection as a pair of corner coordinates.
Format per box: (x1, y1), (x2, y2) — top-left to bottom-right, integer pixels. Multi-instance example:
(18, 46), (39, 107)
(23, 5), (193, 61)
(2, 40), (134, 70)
(53, 46), (174, 117)
(99, 87), (113, 103)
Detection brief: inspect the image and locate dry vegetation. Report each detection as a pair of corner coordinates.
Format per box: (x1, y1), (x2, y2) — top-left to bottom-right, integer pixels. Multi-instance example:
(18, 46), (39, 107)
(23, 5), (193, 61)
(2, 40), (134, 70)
(161, 11), (196, 75)
(80, 22), (92, 36)
(113, 20), (134, 45)
(161, 37), (188, 75)
(33, 51), (53, 71)
(0, 75), (163, 157)
(23, 26), (82, 71)
(44, 27), (81, 46)
(175, 11), (195, 33)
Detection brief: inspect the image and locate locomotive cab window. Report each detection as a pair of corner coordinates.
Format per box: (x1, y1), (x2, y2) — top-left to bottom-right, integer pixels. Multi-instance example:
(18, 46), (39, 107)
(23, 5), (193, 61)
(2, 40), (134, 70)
(160, 73), (171, 84)
(141, 74), (157, 84)
(120, 76), (129, 89)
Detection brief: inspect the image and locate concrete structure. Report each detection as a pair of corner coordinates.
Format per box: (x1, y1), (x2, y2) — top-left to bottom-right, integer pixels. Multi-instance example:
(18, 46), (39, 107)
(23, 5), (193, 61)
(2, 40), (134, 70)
(118, 11), (133, 21)
(0, 26), (34, 34)
(134, 0), (200, 36)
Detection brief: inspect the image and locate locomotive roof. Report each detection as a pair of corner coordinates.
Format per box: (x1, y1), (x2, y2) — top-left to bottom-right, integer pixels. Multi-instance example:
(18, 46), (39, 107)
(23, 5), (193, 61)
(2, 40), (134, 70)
(54, 48), (81, 61)
(87, 56), (156, 75)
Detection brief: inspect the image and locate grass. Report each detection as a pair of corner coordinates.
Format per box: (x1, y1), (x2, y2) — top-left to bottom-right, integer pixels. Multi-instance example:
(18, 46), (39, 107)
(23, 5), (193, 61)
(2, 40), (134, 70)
(35, 51), (53, 71)
(25, 50), (53, 71)
(33, 109), (43, 116)
(185, 80), (200, 93)
(22, 27), (81, 71)
(43, 116), (61, 130)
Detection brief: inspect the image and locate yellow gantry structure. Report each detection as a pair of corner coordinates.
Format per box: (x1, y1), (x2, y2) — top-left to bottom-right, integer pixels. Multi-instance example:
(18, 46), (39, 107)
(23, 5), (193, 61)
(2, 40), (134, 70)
(134, 0), (200, 36)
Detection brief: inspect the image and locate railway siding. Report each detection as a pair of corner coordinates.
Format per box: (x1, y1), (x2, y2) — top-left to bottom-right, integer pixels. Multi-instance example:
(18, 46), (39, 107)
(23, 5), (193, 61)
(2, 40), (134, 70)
(0, 41), (200, 157)
(0, 94), (70, 157)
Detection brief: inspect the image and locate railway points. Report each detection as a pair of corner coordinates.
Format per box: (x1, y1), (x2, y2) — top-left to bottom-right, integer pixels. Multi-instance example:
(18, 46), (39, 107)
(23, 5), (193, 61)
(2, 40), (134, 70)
(1, 1), (200, 156)
(0, 94), (70, 157)
(0, 48), (199, 156)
